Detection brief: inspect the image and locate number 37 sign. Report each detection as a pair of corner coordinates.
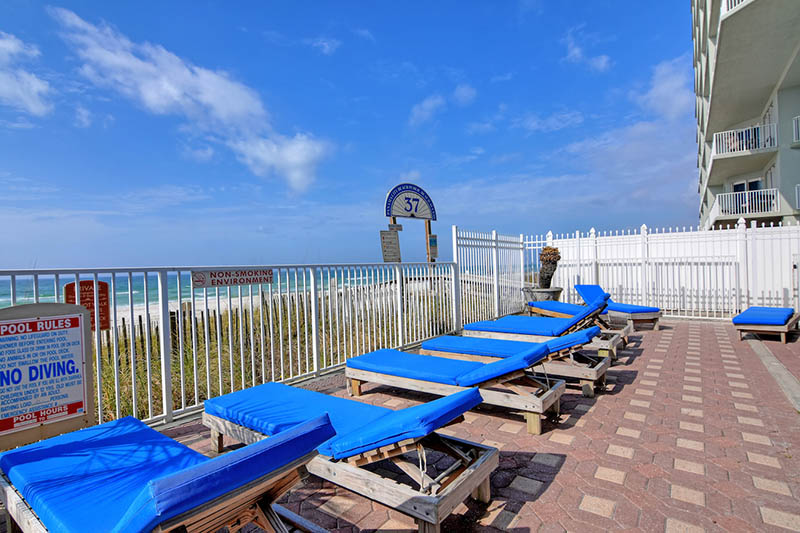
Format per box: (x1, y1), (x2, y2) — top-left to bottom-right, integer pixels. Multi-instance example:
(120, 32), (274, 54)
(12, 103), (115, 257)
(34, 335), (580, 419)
(384, 183), (436, 220)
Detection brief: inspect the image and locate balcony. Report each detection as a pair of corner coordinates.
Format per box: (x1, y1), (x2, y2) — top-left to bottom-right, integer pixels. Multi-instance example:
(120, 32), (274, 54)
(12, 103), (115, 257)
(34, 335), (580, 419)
(713, 123), (777, 156)
(705, 123), (778, 188)
(793, 116), (800, 148)
(706, 188), (780, 228)
(721, 0), (748, 16)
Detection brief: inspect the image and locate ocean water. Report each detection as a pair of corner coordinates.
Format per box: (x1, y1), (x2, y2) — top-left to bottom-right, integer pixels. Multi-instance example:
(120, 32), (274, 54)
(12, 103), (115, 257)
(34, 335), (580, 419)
(0, 270), (394, 310)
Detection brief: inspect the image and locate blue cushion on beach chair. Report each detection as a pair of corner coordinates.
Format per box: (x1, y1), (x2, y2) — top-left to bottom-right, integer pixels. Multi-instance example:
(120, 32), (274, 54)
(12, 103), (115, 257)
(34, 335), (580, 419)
(528, 300), (609, 316)
(324, 388), (482, 458)
(421, 327), (600, 359)
(575, 284), (660, 314)
(204, 382), (481, 460)
(732, 306), (795, 326)
(346, 344), (548, 388)
(0, 414), (334, 533)
(466, 295), (608, 337)
(347, 349), (481, 385)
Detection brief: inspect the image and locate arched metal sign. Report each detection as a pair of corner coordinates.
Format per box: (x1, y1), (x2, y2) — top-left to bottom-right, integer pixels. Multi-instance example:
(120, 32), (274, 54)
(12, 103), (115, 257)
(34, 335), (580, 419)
(384, 183), (437, 221)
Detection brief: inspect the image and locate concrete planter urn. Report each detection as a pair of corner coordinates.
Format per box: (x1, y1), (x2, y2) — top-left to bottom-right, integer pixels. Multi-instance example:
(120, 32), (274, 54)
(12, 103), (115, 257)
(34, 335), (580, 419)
(523, 286), (563, 302)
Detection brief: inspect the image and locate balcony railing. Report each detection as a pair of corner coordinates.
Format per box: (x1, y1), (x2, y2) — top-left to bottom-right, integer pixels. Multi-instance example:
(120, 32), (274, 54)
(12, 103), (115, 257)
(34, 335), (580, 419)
(716, 188), (780, 217)
(722, 0), (748, 15)
(713, 123), (778, 156)
(793, 116), (800, 143)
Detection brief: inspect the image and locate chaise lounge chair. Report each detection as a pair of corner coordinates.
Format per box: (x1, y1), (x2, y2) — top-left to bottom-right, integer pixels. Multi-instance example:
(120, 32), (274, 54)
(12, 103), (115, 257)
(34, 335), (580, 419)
(462, 294), (623, 358)
(203, 384), (498, 533)
(0, 413), (335, 533)
(526, 300), (633, 344)
(574, 284), (662, 330)
(419, 327), (608, 398)
(345, 341), (565, 435)
(733, 306), (799, 343)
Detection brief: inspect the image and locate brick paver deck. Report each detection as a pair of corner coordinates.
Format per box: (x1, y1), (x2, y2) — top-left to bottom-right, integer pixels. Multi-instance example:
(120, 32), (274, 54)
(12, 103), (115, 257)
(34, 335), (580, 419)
(3, 320), (799, 532)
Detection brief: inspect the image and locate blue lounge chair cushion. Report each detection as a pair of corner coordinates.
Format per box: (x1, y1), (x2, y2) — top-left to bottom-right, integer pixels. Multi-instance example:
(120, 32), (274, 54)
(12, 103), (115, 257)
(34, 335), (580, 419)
(205, 382), (480, 460)
(528, 300), (608, 316)
(422, 335), (537, 358)
(733, 307), (795, 326)
(545, 326), (601, 352)
(324, 388), (482, 458)
(465, 295), (608, 337)
(0, 414), (334, 533)
(456, 344), (548, 386)
(575, 284), (660, 314)
(347, 349), (481, 385)
(465, 315), (573, 337)
(205, 381), (389, 440)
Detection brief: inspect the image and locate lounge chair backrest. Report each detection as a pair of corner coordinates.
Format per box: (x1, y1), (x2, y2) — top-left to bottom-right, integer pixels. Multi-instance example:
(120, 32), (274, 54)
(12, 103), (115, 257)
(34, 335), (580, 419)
(456, 343), (549, 387)
(545, 326), (600, 353)
(562, 294), (609, 332)
(115, 414), (335, 532)
(322, 388), (482, 460)
(575, 284), (608, 305)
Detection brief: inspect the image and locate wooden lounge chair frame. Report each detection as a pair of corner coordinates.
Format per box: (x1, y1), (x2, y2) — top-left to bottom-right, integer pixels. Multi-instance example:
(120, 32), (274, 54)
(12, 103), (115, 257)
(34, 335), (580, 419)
(420, 338), (610, 399)
(1, 449), (319, 533)
(463, 324), (622, 361)
(734, 312), (800, 344)
(525, 305), (635, 345)
(345, 366), (564, 435)
(203, 413), (498, 533)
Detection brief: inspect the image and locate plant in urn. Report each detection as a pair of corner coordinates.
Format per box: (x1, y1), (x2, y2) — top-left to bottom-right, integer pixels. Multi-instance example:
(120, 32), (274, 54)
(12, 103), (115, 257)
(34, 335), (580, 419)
(538, 246), (561, 289)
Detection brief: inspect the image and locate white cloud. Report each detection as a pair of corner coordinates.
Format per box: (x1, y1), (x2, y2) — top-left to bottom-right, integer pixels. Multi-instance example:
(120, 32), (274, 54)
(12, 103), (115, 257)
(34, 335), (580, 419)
(230, 134), (332, 192)
(452, 83), (477, 106)
(74, 105), (91, 127)
(408, 94), (446, 126)
(466, 103), (507, 134)
(563, 27), (611, 73)
(0, 31), (52, 117)
(515, 110), (584, 132)
(182, 144), (214, 162)
(490, 72), (514, 83)
(353, 29), (375, 42)
(306, 37), (341, 55)
(632, 56), (693, 121)
(399, 169), (421, 181)
(49, 8), (330, 191)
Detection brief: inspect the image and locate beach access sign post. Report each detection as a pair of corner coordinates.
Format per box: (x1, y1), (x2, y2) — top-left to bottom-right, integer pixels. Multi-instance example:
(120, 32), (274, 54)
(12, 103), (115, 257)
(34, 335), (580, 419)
(63, 280), (110, 331)
(383, 183), (437, 263)
(0, 303), (94, 450)
(191, 268), (274, 289)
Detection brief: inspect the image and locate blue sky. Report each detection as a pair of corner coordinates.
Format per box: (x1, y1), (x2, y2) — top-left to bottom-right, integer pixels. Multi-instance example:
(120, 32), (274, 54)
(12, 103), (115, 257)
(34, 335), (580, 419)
(0, 1), (697, 267)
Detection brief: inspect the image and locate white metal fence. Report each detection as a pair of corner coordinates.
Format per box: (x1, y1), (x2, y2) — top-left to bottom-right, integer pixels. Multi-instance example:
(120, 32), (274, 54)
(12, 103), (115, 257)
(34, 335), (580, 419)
(451, 227), (524, 324)
(0, 262), (457, 425)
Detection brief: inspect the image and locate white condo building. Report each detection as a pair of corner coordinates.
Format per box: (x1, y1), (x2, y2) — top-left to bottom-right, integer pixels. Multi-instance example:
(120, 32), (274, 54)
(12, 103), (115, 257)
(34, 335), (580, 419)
(692, 0), (800, 228)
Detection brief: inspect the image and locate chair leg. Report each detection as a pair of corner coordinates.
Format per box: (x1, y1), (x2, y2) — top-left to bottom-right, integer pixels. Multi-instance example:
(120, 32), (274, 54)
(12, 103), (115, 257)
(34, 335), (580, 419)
(525, 412), (543, 435)
(211, 428), (224, 454)
(348, 378), (362, 397)
(471, 477), (491, 503)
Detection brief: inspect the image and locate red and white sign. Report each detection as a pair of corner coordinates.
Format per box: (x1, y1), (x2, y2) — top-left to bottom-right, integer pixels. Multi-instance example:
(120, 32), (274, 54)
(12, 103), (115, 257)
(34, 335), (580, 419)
(64, 280), (110, 331)
(191, 269), (274, 289)
(0, 314), (87, 435)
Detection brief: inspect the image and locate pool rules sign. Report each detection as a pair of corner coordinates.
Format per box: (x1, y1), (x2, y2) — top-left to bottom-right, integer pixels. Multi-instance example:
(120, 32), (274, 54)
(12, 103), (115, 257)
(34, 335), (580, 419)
(0, 303), (94, 450)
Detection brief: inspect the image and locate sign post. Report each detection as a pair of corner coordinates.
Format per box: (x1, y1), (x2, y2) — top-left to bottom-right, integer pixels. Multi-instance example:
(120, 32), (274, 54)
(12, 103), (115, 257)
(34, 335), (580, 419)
(384, 183), (437, 263)
(0, 303), (94, 450)
(64, 280), (110, 331)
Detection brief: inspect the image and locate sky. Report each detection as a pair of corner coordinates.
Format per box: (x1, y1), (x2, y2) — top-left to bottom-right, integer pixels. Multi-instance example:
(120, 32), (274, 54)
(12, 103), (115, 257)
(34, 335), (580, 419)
(0, 1), (699, 268)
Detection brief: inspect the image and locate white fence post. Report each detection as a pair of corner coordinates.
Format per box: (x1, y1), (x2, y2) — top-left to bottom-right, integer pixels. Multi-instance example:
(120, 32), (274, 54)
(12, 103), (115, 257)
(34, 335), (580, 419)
(736, 217), (749, 311)
(309, 267), (321, 375)
(640, 224), (648, 306)
(492, 230), (500, 318)
(589, 227), (598, 284)
(451, 225), (462, 331)
(395, 264), (405, 347)
(519, 233), (525, 289)
(575, 230), (582, 292)
(157, 270), (173, 423)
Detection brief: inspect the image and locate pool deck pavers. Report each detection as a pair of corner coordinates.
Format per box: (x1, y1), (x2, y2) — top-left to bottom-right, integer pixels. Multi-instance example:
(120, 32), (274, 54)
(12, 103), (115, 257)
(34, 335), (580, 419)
(3, 319), (800, 532)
